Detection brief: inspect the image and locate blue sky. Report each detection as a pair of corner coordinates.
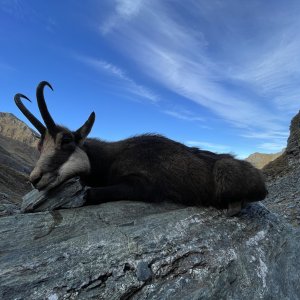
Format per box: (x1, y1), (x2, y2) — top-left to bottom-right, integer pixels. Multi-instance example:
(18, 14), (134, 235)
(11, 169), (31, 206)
(1, 0), (300, 158)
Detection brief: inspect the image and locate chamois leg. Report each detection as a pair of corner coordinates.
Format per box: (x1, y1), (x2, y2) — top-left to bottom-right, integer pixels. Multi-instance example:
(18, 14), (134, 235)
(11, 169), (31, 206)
(213, 158), (244, 215)
(227, 201), (243, 216)
(84, 180), (150, 205)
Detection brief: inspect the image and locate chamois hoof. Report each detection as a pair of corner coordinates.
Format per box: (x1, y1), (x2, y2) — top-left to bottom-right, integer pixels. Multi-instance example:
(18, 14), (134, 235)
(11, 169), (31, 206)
(226, 201), (242, 217)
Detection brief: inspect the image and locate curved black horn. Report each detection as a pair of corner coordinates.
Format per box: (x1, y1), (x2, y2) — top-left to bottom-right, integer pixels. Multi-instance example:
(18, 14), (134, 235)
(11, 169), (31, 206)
(14, 93), (46, 135)
(75, 112), (96, 142)
(36, 81), (57, 134)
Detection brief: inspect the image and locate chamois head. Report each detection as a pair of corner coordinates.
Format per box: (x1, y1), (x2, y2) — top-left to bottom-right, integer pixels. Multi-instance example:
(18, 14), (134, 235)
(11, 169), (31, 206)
(15, 81), (95, 191)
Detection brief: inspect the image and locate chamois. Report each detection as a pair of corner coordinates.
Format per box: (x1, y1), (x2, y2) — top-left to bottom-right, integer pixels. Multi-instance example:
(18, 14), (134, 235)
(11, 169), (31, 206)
(15, 81), (267, 215)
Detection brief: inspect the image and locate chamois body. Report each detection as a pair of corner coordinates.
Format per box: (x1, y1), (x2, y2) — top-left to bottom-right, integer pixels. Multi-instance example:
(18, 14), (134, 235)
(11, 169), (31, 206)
(80, 134), (267, 209)
(14, 81), (268, 214)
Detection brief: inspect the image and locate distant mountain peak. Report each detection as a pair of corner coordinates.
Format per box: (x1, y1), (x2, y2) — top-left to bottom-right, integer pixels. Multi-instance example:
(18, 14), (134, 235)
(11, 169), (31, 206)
(0, 112), (39, 147)
(245, 150), (284, 169)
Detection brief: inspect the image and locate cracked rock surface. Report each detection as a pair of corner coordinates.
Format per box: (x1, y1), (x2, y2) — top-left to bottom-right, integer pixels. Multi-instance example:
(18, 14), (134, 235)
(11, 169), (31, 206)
(264, 163), (300, 228)
(1, 201), (299, 299)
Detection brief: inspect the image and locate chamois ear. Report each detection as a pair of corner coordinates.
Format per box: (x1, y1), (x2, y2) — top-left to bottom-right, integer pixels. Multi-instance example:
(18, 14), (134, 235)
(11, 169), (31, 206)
(74, 112), (95, 144)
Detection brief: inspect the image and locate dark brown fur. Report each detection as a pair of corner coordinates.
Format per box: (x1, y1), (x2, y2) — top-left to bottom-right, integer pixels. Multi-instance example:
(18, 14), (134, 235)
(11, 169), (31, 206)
(80, 134), (267, 209)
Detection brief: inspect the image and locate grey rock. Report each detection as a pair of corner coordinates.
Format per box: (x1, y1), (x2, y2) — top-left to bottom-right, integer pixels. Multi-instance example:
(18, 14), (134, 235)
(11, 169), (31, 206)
(0, 198), (20, 217)
(0, 201), (299, 300)
(264, 163), (300, 227)
(136, 261), (152, 282)
(0, 192), (9, 200)
(20, 178), (87, 213)
(0, 192), (20, 217)
(286, 110), (300, 158)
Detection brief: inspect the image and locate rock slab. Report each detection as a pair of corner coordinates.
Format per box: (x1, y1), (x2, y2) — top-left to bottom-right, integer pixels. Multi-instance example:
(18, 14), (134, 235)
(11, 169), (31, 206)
(20, 178), (86, 213)
(0, 202), (299, 300)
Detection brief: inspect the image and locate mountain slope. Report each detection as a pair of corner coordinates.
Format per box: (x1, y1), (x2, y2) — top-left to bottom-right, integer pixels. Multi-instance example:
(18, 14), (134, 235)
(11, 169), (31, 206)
(0, 113), (39, 203)
(0, 112), (39, 147)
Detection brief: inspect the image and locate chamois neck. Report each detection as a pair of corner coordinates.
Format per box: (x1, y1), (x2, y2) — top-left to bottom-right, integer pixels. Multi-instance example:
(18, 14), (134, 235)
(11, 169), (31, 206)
(81, 138), (118, 186)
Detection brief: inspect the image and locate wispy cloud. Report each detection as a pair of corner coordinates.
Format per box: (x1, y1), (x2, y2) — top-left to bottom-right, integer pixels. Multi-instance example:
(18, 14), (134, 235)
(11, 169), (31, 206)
(74, 54), (159, 102)
(163, 109), (205, 122)
(185, 140), (231, 153)
(241, 130), (289, 140)
(258, 142), (286, 152)
(233, 30), (300, 114)
(98, 0), (290, 135)
(243, 130), (288, 152)
(92, 0), (300, 155)
(100, 0), (144, 34)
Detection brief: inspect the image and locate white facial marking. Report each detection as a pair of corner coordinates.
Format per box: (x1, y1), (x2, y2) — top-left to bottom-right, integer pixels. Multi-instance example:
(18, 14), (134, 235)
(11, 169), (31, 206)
(58, 147), (91, 182)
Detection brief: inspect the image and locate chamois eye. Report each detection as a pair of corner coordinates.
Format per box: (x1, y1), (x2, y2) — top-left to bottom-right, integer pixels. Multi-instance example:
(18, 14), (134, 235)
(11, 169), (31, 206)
(61, 135), (73, 144)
